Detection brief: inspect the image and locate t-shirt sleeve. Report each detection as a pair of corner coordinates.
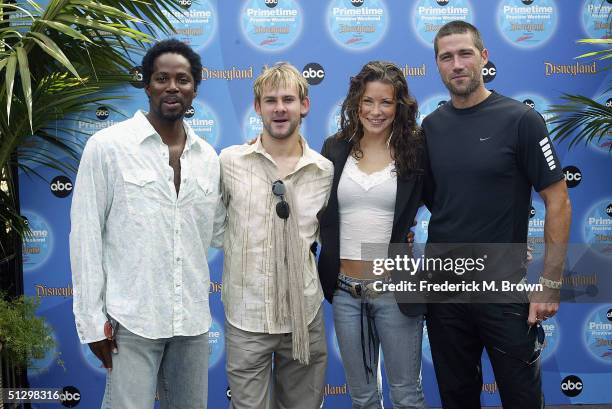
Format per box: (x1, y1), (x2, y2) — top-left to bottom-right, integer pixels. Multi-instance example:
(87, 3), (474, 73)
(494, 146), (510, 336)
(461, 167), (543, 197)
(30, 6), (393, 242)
(517, 108), (564, 192)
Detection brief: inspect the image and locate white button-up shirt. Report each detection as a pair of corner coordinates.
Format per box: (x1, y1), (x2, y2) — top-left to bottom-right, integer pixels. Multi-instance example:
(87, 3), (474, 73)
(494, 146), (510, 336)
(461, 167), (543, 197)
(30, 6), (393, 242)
(70, 110), (224, 343)
(219, 136), (333, 333)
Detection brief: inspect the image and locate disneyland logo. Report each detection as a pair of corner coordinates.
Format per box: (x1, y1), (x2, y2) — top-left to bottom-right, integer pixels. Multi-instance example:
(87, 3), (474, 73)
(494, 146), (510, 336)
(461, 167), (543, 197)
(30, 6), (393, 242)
(544, 61), (597, 76)
(35, 284), (73, 298)
(201, 66), (254, 81)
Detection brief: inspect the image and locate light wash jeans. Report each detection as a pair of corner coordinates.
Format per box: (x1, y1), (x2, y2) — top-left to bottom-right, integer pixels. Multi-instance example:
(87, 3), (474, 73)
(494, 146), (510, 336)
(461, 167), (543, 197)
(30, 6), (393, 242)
(101, 323), (209, 409)
(333, 275), (427, 409)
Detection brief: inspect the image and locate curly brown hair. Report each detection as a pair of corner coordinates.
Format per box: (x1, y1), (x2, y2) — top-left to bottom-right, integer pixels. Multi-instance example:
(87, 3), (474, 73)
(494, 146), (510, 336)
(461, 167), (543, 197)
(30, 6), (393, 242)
(337, 61), (424, 177)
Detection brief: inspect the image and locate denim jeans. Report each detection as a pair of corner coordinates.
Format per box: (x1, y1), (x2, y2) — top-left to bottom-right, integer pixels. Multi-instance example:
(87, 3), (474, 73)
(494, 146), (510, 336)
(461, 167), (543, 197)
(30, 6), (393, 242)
(333, 275), (427, 409)
(101, 323), (209, 409)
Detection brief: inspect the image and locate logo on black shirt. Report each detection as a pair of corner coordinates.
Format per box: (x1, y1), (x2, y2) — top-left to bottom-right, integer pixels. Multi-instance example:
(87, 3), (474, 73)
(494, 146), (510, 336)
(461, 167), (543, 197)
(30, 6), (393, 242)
(437, 100), (447, 107)
(562, 166), (582, 188)
(482, 61), (496, 83)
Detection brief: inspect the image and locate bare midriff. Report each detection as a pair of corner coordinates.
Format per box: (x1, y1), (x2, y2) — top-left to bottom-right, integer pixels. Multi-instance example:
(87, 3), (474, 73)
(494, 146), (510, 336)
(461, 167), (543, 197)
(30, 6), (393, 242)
(340, 259), (383, 280)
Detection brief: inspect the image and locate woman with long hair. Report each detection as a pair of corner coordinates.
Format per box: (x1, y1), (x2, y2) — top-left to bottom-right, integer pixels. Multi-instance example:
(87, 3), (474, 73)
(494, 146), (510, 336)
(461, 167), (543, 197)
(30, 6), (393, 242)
(318, 61), (428, 408)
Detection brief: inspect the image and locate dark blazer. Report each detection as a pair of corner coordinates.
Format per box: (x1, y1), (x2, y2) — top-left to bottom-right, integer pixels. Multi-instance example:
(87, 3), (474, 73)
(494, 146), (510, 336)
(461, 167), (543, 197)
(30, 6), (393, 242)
(318, 136), (427, 316)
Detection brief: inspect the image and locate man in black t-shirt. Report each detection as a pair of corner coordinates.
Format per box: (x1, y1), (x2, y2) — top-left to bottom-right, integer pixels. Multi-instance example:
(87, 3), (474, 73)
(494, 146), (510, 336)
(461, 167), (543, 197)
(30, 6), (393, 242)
(422, 21), (571, 409)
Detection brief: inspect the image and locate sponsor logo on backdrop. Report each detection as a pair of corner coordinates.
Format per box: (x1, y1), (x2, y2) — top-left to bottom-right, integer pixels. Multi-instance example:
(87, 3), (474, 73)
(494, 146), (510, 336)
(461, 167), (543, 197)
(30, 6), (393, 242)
(327, 0), (389, 51)
(561, 375), (583, 397)
(327, 101), (343, 136)
(75, 106), (120, 136)
(324, 384), (348, 396)
(482, 61), (497, 83)
(584, 305), (612, 362)
(482, 382), (498, 394)
(589, 94), (612, 154)
(201, 66), (254, 81)
(302, 63), (325, 85)
(562, 165), (582, 188)
(417, 94), (449, 125)
(583, 200), (612, 258)
(50, 176), (73, 198)
(35, 284), (73, 298)
(60, 386), (81, 407)
(210, 281), (222, 293)
(129, 66), (145, 89)
(513, 93), (554, 131)
(22, 211), (53, 273)
(413, 0), (473, 47)
(527, 199), (545, 260)
(582, 0), (612, 39)
(185, 106), (195, 118)
(184, 100), (220, 147)
(544, 61), (598, 76)
(541, 316), (560, 361)
(226, 386), (231, 400)
(208, 319), (224, 368)
(401, 63), (427, 77)
(241, 0), (303, 52)
(497, 0), (558, 48)
(243, 105), (306, 142)
(158, 0), (217, 50)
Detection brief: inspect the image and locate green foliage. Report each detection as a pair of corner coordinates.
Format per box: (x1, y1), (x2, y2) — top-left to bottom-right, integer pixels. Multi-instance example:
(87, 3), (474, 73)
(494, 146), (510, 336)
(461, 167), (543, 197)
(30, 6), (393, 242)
(0, 0), (181, 246)
(0, 294), (54, 367)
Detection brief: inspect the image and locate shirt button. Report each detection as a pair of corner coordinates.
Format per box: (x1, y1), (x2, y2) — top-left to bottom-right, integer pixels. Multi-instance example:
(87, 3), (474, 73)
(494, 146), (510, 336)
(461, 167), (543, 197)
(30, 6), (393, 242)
(176, 257), (181, 262)
(175, 229), (179, 234)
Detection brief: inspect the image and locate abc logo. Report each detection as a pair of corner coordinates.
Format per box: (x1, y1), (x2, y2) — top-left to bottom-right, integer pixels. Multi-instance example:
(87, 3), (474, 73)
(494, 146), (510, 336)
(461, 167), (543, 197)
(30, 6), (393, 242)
(50, 176), (73, 198)
(130, 66), (144, 89)
(437, 0), (449, 5)
(606, 203), (612, 217)
(523, 99), (535, 109)
(606, 98), (612, 108)
(226, 386), (232, 400)
(178, 0), (192, 9)
(607, 309), (612, 321)
(351, 0), (365, 7)
(302, 63), (325, 85)
(522, 0), (534, 4)
(482, 61), (497, 83)
(437, 100), (447, 107)
(562, 166), (582, 188)
(264, 0), (278, 8)
(60, 386), (81, 407)
(529, 206), (536, 219)
(185, 105), (195, 118)
(95, 106), (110, 120)
(560, 375), (583, 397)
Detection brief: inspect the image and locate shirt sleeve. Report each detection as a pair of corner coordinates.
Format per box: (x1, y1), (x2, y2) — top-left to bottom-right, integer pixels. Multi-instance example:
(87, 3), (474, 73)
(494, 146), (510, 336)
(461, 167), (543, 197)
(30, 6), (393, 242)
(517, 108), (564, 192)
(69, 136), (111, 344)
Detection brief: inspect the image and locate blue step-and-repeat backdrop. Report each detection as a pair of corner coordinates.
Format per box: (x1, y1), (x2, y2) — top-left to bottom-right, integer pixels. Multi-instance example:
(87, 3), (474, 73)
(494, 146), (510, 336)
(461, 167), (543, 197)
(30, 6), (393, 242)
(18, 0), (612, 407)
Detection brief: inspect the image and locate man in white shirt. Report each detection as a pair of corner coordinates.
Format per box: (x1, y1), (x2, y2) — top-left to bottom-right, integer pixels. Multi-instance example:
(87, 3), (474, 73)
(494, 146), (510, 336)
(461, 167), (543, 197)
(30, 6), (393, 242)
(70, 39), (224, 409)
(220, 62), (333, 409)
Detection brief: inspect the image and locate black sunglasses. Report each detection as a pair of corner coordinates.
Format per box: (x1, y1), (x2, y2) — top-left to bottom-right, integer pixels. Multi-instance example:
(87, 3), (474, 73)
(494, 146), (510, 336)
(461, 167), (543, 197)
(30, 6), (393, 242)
(272, 180), (290, 220)
(493, 315), (546, 366)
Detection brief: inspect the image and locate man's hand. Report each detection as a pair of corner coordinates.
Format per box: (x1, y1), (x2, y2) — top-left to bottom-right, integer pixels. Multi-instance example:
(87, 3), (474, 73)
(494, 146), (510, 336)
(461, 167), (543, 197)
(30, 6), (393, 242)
(528, 287), (560, 326)
(88, 338), (117, 370)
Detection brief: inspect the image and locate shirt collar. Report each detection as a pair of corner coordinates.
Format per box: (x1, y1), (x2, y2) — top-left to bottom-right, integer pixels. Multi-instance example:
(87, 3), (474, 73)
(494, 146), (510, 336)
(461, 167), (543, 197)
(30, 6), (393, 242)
(132, 110), (199, 150)
(240, 134), (328, 172)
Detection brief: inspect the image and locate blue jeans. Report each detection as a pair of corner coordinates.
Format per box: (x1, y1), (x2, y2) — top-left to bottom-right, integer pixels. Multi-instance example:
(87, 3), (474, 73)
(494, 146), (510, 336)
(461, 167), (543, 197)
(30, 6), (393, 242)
(333, 275), (427, 409)
(101, 323), (209, 409)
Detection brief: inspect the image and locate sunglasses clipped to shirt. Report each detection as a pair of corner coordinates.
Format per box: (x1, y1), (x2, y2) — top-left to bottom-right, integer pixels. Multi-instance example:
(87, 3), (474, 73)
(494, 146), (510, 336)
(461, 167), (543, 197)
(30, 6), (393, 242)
(272, 180), (290, 220)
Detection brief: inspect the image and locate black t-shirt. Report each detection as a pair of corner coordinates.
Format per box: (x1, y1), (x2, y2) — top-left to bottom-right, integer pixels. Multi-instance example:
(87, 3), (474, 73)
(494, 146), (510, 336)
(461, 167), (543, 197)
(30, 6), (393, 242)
(422, 91), (564, 244)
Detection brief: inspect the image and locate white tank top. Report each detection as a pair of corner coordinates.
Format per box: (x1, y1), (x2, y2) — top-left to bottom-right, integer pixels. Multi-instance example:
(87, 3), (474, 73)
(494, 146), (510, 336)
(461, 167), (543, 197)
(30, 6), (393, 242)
(338, 155), (397, 261)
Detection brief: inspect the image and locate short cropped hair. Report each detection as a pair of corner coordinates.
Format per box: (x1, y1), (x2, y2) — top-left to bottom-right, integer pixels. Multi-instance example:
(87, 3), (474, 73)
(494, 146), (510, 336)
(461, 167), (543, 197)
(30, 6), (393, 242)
(434, 20), (485, 57)
(141, 39), (202, 90)
(253, 62), (308, 103)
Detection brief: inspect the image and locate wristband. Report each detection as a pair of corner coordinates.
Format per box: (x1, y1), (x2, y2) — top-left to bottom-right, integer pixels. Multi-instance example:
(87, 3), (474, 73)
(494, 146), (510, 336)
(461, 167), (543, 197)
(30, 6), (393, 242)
(539, 276), (562, 290)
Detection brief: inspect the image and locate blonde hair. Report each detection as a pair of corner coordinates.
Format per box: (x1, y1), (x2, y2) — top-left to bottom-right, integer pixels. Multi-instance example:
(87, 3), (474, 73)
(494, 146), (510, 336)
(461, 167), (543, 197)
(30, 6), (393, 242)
(253, 62), (309, 103)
